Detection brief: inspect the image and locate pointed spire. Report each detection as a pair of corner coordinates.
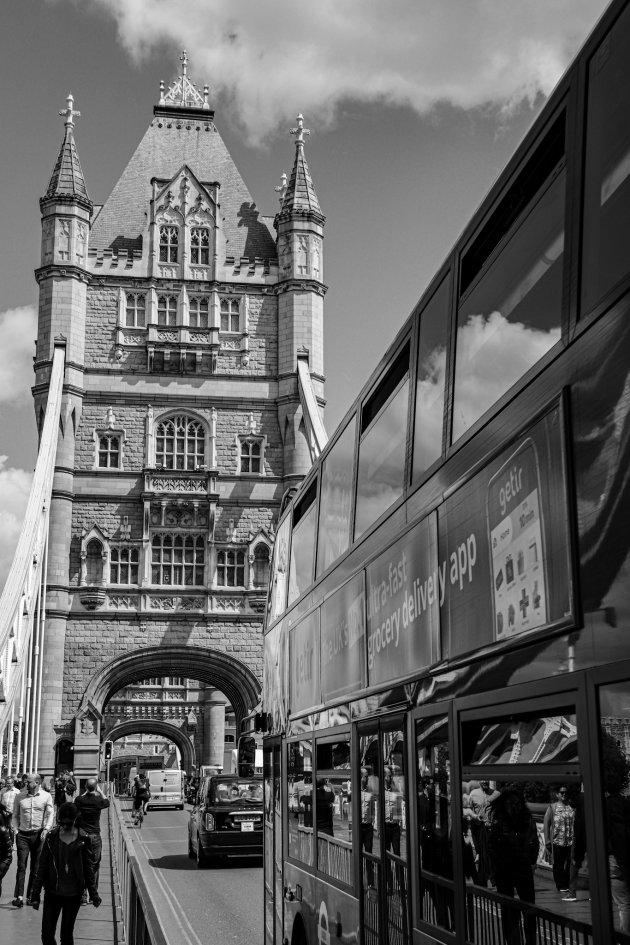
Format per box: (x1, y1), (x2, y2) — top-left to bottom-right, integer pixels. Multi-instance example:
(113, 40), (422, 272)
(42, 94), (91, 209)
(281, 114), (322, 217)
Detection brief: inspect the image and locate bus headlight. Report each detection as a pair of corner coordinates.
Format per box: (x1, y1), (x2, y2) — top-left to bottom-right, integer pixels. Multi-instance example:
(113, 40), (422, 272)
(205, 813), (215, 831)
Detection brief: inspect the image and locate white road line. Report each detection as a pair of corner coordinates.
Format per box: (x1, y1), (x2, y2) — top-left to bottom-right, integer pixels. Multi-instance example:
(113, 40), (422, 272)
(135, 832), (205, 945)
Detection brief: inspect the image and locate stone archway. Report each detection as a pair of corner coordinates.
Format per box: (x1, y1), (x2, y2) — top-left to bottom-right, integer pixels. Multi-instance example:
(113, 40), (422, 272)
(104, 718), (195, 773)
(73, 645), (261, 777)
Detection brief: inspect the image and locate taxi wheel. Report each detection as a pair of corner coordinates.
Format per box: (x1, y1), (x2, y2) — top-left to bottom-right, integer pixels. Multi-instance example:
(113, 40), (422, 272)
(196, 835), (207, 868)
(188, 833), (195, 859)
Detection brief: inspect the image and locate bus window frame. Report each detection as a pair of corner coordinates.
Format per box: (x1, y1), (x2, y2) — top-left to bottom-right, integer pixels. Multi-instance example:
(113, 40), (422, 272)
(409, 700), (462, 941)
(353, 334), (414, 543)
(452, 674), (613, 940)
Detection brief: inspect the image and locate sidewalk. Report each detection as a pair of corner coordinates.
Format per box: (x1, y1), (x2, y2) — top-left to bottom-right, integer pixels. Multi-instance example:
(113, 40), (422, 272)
(0, 816), (118, 944)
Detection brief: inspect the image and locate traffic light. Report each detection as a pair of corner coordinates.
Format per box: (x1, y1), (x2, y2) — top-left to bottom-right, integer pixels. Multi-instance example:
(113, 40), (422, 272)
(104, 740), (113, 761)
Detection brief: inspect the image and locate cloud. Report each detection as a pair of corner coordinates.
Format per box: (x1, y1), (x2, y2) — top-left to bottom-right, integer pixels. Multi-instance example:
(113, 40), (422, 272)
(453, 311), (561, 437)
(88, 0), (607, 142)
(0, 306), (37, 404)
(0, 457), (34, 591)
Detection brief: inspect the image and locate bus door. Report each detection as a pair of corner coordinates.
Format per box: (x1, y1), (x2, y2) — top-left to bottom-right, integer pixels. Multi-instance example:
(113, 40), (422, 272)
(358, 716), (408, 945)
(264, 740), (282, 945)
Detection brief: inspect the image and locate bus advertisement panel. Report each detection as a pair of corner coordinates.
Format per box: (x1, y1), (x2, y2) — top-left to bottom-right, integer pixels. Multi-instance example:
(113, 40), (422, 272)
(440, 402), (573, 659)
(365, 513), (439, 686)
(320, 572), (366, 701)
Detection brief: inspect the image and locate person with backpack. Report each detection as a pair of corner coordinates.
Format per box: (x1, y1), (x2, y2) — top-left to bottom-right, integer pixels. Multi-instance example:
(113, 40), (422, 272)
(131, 775), (151, 824)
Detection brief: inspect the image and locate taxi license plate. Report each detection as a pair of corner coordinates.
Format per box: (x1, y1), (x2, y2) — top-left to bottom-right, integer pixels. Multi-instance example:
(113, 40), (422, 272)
(241, 821), (254, 832)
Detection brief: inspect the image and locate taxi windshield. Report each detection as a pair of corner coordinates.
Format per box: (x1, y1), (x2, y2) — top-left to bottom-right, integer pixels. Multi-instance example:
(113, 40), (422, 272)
(211, 779), (263, 804)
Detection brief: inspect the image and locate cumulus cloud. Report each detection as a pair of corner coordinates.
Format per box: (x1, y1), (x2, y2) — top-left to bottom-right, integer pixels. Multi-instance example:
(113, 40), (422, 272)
(88, 0), (607, 141)
(0, 457), (34, 592)
(453, 312), (561, 437)
(0, 305), (37, 404)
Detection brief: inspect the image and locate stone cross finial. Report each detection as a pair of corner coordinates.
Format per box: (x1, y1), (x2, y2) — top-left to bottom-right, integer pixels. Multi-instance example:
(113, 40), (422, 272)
(275, 171), (288, 204)
(59, 93), (80, 129)
(289, 114), (310, 147)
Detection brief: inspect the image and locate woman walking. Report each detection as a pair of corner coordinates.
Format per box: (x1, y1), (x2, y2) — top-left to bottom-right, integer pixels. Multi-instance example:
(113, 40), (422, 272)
(31, 802), (101, 945)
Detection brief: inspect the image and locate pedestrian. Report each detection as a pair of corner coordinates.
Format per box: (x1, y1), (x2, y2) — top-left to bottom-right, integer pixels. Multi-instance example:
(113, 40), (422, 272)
(543, 784), (575, 893)
(74, 778), (109, 903)
(64, 771), (77, 801)
(489, 788), (539, 945)
(54, 772), (68, 809)
(1, 775), (20, 841)
(31, 802), (101, 944)
(0, 807), (13, 898)
(11, 772), (54, 907)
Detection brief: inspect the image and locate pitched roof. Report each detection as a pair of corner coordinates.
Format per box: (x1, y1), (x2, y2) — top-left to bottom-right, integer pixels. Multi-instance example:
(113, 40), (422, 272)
(90, 114), (276, 260)
(43, 124), (91, 208)
(280, 115), (322, 216)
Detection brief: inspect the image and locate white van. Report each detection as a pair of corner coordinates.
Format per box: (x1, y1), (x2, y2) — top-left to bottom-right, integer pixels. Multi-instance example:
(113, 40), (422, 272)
(146, 769), (184, 810)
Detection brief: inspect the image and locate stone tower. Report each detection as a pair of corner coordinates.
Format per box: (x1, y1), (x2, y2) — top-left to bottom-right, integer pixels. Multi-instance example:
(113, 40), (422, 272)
(33, 59), (326, 779)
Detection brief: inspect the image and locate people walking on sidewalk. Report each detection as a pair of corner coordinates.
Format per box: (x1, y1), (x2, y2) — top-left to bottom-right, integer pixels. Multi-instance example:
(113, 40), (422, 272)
(31, 802), (101, 945)
(75, 778), (109, 903)
(11, 773), (54, 907)
(0, 807), (13, 898)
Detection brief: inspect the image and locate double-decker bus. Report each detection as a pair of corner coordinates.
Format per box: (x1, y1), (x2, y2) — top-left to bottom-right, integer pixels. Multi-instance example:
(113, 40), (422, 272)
(262, 2), (630, 944)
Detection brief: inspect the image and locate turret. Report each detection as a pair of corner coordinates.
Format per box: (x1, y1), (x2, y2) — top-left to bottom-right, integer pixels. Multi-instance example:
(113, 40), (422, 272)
(34, 94), (92, 777)
(275, 115), (327, 486)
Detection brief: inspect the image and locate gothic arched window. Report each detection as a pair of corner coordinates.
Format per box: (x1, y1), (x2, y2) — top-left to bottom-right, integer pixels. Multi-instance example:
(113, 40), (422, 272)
(216, 549), (246, 587)
(239, 437), (262, 474)
(155, 415), (205, 470)
(86, 539), (104, 585)
(253, 545), (270, 587)
(220, 298), (240, 333)
(159, 225), (179, 263)
(190, 228), (210, 265)
(151, 534), (205, 586)
(189, 297), (209, 329)
(157, 294), (178, 326)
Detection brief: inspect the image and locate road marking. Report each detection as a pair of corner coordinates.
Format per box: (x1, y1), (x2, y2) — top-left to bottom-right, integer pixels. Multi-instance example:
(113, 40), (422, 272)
(135, 832), (205, 945)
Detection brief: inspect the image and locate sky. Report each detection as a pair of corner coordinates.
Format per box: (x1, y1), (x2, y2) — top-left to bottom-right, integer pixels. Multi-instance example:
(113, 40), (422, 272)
(0, 0), (611, 586)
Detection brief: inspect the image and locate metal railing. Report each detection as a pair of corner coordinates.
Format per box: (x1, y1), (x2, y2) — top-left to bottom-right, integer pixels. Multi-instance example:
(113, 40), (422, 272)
(109, 792), (169, 945)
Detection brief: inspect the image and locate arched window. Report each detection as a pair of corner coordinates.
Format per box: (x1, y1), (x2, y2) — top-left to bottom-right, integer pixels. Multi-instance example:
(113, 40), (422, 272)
(189, 297), (209, 329)
(190, 228), (210, 265)
(157, 295), (178, 326)
(220, 298), (240, 333)
(216, 549), (246, 587)
(125, 293), (146, 327)
(98, 434), (121, 469)
(253, 545), (270, 587)
(151, 534), (205, 586)
(86, 539), (104, 585)
(159, 225), (179, 263)
(240, 437), (262, 474)
(155, 416), (205, 470)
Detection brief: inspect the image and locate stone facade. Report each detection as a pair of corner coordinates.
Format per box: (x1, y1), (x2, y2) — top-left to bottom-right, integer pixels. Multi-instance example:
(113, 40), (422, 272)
(33, 68), (326, 779)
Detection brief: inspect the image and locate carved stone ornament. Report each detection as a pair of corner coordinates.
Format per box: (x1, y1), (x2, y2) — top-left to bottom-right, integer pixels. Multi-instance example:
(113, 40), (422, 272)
(221, 339), (239, 350)
(190, 268), (209, 281)
(157, 330), (178, 343)
(109, 596), (134, 608)
(79, 587), (107, 611)
(151, 477), (206, 493)
(189, 331), (210, 344)
(79, 714), (97, 736)
(159, 266), (179, 278)
(121, 332), (145, 346)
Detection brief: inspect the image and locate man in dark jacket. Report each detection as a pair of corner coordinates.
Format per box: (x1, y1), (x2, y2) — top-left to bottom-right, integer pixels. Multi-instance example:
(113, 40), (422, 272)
(75, 779), (109, 902)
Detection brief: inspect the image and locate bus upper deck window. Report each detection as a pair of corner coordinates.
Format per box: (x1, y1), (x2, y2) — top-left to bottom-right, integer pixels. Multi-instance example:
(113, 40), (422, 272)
(453, 116), (566, 441)
(355, 343), (410, 540)
(287, 481), (318, 606)
(582, 5), (630, 317)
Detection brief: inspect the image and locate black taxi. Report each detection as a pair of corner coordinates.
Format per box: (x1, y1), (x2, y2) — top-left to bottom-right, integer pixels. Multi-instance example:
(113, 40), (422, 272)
(188, 773), (264, 866)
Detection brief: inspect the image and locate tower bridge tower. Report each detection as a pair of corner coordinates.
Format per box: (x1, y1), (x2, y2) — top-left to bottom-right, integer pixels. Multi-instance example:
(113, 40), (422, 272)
(33, 60), (326, 778)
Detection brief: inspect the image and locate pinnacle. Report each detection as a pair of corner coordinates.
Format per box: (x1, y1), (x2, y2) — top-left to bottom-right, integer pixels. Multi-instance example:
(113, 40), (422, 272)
(280, 115), (322, 218)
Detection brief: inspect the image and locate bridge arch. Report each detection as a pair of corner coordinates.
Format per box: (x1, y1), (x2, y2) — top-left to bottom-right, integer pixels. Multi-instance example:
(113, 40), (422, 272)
(78, 644), (261, 734)
(103, 718), (195, 772)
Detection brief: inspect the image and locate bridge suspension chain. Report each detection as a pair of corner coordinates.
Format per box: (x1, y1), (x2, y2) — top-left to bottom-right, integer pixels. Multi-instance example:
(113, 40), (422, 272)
(0, 344), (65, 773)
